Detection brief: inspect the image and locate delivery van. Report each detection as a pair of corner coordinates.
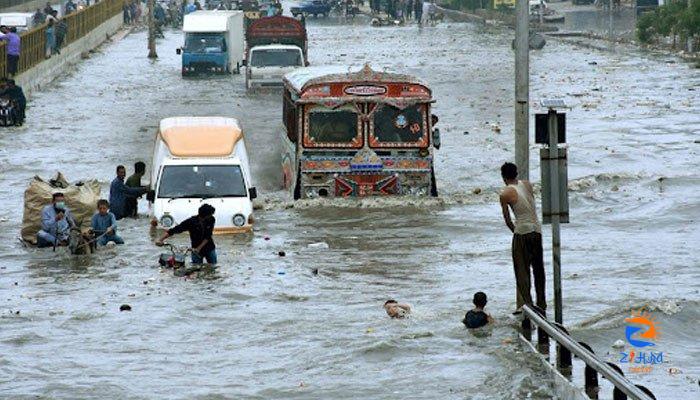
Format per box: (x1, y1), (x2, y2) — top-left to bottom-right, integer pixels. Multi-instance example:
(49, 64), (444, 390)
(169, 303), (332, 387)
(150, 117), (256, 234)
(177, 10), (245, 76)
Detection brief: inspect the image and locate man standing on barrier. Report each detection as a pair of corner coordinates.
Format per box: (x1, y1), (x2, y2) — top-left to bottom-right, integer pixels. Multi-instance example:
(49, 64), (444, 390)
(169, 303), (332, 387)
(499, 162), (547, 315)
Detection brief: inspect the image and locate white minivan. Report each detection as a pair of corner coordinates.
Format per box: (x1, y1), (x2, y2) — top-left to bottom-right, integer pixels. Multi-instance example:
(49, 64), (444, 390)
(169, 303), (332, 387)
(150, 117), (256, 234)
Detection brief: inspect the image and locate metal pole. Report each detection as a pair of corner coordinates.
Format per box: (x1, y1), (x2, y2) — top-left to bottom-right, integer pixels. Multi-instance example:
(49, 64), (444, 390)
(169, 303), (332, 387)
(608, 0), (613, 42)
(515, 0), (529, 180)
(148, 0), (158, 59)
(547, 109), (562, 324)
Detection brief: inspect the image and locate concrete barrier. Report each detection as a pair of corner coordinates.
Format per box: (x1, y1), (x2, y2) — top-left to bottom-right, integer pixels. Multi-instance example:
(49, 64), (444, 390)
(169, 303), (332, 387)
(15, 12), (124, 97)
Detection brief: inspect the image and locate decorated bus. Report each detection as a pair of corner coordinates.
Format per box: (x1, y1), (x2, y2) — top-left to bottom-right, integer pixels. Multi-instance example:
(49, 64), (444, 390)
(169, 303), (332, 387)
(281, 64), (440, 199)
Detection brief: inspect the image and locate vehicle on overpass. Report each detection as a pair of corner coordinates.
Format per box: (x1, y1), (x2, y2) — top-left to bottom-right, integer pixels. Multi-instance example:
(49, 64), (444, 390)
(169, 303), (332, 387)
(177, 11), (245, 76)
(281, 64), (440, 199)
(0, 13), (36, 33)
(245, 16), (308, 91)
(150, 117), (257, 234)
(291, 0), (332, 18)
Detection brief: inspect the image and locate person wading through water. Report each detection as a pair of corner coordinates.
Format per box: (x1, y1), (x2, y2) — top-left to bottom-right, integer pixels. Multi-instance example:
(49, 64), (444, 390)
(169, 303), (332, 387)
(155, 204), (217, 264)
(499, 162), (546, 315)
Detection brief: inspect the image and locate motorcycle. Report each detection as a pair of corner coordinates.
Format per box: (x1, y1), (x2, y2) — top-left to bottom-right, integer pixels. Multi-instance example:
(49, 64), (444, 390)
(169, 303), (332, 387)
(0, 97), (18, 127)
(157, 243), (212, 277)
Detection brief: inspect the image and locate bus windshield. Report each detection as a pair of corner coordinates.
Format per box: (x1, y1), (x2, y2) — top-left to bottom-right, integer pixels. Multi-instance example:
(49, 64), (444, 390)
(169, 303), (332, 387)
(306, 106), (359, 146)
(250, 48), (303, 67)
(372, 104), (426, 145)
(185, 33), (226, 53)
(158, 165), (247, 198)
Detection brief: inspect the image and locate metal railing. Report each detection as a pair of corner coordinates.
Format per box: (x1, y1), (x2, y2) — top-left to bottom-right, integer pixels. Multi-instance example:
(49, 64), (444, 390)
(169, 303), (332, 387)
(0, 0), (125, 77)
(521, 305), (657, 400)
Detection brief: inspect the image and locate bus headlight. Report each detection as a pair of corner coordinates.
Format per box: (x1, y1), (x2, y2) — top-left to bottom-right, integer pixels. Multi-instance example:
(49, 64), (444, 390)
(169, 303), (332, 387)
(160, 215), (174, 228)
(232, 214), (246, 227)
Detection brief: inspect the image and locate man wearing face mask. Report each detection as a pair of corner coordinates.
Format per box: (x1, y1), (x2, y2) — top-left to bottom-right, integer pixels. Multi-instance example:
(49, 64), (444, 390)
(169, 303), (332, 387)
(155, 204), (217, 264)
(36, 192), (76, 247)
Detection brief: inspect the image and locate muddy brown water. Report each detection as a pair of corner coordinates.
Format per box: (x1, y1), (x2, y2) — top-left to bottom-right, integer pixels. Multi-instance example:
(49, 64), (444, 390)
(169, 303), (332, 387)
(0, 15), (698, 399)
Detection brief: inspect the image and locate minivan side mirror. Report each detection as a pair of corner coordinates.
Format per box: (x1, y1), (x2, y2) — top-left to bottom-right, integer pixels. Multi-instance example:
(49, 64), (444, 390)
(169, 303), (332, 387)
(176, 48), (182, 55)
(249, 187), (257, 199)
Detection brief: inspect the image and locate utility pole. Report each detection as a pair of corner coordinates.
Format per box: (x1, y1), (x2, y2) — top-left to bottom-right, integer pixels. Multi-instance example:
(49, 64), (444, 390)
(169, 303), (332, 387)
(515, 0), (530, 180)
(688, 0), (694, 53)
(538, 99), (569, 325)
(547, 108), (563, 324)
(608, 0), (613, 42)
(148, 0), (158, 59)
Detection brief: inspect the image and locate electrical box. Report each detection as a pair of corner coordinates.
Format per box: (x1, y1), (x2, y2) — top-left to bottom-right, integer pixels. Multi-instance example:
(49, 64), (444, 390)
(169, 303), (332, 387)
(535, 113), (566, 144)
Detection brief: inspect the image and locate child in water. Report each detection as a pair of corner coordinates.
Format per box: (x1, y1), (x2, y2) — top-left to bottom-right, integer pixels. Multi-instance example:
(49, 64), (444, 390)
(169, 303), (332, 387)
(90, 199), (124, 246)
(462, 292), (494, 329)
(384, 299), (411, 318)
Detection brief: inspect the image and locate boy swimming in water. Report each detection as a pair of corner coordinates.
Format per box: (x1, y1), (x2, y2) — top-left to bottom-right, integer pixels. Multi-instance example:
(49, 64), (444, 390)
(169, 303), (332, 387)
(462, 292), (494, 329)
(384, 299), (411, 318)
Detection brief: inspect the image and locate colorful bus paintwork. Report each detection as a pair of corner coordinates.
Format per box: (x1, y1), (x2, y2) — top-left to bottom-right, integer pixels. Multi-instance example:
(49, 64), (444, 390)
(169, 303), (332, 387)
(281, 64), (439, 199)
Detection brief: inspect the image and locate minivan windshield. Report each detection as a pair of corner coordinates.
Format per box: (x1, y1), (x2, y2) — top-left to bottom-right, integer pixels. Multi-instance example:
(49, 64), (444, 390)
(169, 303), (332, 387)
(185, 33), (226, 53)
(158, 165), (247, 198)
(250, 48), (303, 67)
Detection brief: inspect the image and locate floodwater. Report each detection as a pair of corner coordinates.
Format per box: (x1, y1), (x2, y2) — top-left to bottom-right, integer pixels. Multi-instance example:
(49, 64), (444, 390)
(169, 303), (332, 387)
(0, 14), (698, 400)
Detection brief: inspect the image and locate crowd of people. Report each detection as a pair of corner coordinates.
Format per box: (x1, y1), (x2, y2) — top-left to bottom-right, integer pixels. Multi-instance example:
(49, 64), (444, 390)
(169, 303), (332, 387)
(122, 0), (144, 25)
(35, 162), (219, 265)
(370, 0), (435, 23)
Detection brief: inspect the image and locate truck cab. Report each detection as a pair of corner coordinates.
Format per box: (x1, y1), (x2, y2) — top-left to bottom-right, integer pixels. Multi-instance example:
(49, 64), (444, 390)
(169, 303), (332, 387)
(178, 11), (245, 76)
(244, 16), (308, 91)
(247, 45), (305, 90)
(0, 13), (35, 33)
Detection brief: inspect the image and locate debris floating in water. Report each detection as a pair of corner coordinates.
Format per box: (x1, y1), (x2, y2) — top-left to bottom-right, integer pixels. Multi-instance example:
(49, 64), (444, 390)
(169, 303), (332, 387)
(307, 242), (329, 249)
(312, 268), (319, 275)
(612, 339), (625, 349)
(119, 304), (132, 312)
(278, 251), (286, 257)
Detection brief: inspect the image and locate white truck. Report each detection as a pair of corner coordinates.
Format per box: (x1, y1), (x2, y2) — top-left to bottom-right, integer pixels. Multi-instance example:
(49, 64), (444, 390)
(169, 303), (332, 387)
(0, 13), (36, 33)
(177, 11), (245, 76)
(150, 117), (257, 234)
(244, 16), (308, 90)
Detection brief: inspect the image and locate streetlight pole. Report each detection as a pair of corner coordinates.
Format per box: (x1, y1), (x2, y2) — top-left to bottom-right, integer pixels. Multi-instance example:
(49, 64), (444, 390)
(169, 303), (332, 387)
(547, 109), (563, 324)
(515, 0), (530, 180)
(148, 0), (158, 59)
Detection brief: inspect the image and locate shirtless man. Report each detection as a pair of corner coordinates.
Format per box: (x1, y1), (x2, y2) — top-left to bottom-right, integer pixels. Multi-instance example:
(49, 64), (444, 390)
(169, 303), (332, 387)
(384, 299), (411, 318)
(499, 162), (546, 315)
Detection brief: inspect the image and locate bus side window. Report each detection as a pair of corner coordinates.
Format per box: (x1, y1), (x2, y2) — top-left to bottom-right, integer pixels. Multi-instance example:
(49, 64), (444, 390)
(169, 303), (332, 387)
(283, 90), (297, 143)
